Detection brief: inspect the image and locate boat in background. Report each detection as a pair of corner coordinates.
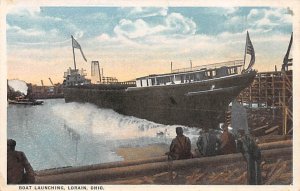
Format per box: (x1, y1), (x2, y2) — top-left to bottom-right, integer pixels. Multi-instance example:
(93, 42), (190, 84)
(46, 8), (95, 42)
(8, 96), (44, 105)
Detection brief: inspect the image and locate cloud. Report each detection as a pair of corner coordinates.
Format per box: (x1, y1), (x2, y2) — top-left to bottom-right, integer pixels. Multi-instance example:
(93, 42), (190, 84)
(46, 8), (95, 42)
(164, 13), (196, 35)
(6, 23), (77, 46)
(127, 7), (168, 18)
(113, 12), (196, 41)
(7, 5), (41, 16)
(7, 6), (86, 47)
(7, 23), (46, 37)
(114, 19), (164, 39)
(7, 9), (83, 46)
(7, 7), (293, 85)
(247, 8), (292, 31)
(223, 7), (292, 34)
(224, 7), (239, 15)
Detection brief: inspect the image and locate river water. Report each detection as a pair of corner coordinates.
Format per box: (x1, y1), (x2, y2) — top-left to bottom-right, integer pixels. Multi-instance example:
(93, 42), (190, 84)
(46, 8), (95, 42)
(7, 99), (200, 171)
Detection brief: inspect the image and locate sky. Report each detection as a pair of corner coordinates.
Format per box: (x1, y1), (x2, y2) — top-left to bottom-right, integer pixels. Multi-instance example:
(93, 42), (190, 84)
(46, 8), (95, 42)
(6, 6), (293, 85)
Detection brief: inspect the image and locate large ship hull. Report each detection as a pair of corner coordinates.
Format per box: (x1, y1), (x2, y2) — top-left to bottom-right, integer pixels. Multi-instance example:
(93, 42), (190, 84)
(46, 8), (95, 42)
(64, 71), (256, 129)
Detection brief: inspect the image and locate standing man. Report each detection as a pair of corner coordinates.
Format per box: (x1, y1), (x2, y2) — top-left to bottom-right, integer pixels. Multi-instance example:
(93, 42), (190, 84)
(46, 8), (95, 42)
(220, 124), (236, 155)
(237, 129), (262, 185)
(7, 139), (35, 184)
(168, 127), (192, 160)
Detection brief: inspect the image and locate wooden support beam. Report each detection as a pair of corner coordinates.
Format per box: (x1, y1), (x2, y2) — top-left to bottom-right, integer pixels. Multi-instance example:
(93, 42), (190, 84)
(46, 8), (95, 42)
(258, 74), (261, 107)
(252, 125), (269, 132)
(36, 140), (292, 177)
(282, 72), (286, 135)
(265, 125), (279, 134)
(35, 147), (292, 184)
(272, 74), (275, 107)
(36, 156), (168, 176)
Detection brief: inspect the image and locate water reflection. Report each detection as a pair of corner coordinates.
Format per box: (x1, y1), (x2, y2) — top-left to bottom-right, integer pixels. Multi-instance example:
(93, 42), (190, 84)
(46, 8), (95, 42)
(63, 121), (80, 163)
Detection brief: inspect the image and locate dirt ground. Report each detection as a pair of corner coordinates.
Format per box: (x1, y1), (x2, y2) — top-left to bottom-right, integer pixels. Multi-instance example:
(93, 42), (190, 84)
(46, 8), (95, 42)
(116, 143), (170, 161)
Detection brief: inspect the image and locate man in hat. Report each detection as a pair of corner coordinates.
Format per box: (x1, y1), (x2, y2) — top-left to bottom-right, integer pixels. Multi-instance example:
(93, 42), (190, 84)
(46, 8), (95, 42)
(167, 127), (192, 160)
(7, 139), (35, 184)
(220, 124), (236, 155)
(237, 129), (262, 185)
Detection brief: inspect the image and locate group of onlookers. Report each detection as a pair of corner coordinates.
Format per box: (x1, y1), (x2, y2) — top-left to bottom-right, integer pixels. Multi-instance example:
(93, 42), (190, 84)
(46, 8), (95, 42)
(167, 125), (262, 185)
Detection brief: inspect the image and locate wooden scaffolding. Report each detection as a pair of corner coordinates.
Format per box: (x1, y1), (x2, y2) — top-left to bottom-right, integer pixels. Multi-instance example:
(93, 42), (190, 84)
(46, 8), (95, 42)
(236, 70), (293, 135)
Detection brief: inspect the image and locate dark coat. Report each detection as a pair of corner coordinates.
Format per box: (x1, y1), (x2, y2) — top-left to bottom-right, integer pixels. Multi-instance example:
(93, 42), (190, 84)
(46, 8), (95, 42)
(220, 131), (236, 155)
(237, 134), (262, 185)
(7, 150), (35, 184)
(169, 135), (192, 160)
(197, 131), (220, 156)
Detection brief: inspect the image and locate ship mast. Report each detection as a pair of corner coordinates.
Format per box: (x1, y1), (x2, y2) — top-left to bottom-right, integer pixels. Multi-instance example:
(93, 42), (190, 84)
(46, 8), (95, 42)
(71, 35), (77, 71)
(282, 32), (293, 71)
(98, 62), (101, 83)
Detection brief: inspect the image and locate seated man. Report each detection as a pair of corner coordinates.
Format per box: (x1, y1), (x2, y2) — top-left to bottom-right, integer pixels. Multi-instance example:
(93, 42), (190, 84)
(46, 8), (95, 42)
(7, 139), (35, 184)
(167, 127), (192, 160)
(220, 124), (237, 155)
(197, 128), (220, 157)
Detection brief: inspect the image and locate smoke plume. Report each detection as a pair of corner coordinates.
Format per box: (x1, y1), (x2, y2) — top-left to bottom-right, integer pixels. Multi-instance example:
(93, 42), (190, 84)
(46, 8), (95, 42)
(8, 79), (28, 95)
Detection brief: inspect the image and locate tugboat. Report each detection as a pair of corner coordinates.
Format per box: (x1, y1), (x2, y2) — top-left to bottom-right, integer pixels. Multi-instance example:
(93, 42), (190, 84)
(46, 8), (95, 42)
(8, 96), (44, 105)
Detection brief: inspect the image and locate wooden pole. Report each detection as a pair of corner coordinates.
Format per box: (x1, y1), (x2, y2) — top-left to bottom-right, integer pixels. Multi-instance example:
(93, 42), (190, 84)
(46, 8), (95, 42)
(101, 68), (104, 83)
(284, 107), (287, 135)
(97, 62), (101, 83)
(265, 74), (268, 107)
(282, 71), (286, 135)
(258, 74), (261, 107)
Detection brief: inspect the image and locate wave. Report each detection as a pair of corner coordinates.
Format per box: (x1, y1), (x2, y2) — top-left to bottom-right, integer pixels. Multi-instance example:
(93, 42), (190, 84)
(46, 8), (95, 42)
(51, 102), (200, 141)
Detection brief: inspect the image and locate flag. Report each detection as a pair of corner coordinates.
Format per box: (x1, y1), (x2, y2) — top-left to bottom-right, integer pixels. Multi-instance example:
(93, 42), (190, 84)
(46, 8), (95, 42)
(72, 35), (87, 62)
(282, 32), (293, 70)
(245, 31), (255, 71)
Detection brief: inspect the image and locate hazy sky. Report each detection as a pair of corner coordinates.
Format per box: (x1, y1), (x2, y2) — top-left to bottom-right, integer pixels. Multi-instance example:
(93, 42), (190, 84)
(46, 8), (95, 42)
(7, 6), (293, 85)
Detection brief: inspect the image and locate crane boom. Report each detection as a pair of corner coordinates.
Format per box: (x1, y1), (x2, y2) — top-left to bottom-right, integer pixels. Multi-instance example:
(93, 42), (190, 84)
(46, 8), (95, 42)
(48, 78), (54, 86)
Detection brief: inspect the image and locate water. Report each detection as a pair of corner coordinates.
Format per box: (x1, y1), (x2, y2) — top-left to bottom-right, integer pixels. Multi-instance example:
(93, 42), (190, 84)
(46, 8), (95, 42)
(7, 99), (200, 171)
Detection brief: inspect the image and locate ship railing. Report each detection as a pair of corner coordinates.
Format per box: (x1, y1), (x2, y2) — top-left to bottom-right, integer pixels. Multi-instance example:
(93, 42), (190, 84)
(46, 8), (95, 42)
(171, 59), (244, 73)
(100, 81), (136, 85)
(93, 80), (136, 85)
(64, 68), (87, 78)
(117, 81), (136, 85)
(75, 81), (136, 90)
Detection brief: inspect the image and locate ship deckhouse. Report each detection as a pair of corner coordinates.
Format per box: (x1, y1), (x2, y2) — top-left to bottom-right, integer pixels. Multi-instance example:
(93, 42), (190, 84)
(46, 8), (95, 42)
(63, 68), (91, 87)
(135, 60), (244, 88)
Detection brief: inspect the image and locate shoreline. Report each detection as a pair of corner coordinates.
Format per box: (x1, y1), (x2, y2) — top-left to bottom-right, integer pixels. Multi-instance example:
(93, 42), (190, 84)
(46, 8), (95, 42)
(116, 143), (169, 161)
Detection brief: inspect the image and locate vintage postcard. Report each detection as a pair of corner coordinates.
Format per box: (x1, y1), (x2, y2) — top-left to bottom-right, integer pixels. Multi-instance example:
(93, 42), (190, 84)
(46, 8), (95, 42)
(1, 0), (299, 190)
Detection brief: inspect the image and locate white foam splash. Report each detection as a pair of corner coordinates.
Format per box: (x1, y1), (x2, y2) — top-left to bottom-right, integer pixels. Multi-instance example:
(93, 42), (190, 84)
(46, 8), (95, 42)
(51, 102), (200, 141)
(8, 79), (28, 95)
